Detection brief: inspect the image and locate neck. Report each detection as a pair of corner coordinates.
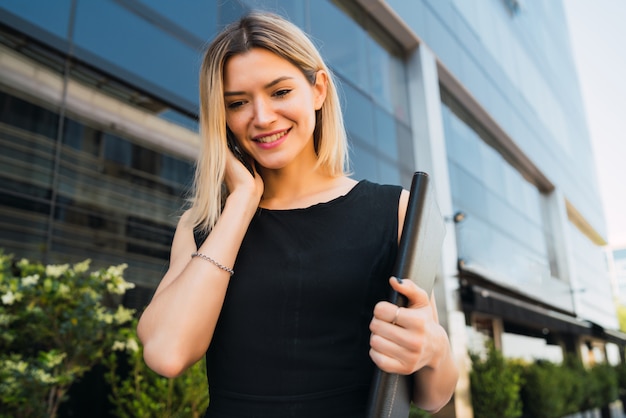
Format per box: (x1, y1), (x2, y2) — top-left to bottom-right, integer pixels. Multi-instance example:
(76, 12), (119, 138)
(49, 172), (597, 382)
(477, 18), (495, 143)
(260, 164), (332, 205)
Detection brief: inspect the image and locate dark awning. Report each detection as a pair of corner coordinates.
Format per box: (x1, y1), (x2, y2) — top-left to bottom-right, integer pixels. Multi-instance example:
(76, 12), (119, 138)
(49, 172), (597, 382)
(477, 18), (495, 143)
(461, 282), (626, 346)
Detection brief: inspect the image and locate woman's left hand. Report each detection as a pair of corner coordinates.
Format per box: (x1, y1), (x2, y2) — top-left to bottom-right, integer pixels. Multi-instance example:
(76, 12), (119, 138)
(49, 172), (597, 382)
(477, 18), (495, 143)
(369, 277), (447, 375)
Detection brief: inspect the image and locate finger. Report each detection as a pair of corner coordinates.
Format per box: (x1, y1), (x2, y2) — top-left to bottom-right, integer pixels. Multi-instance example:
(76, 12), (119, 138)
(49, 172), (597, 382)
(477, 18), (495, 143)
(372, 301), (405, 327)
(389, 276), (430, 309)
(369, 345), (415, 375)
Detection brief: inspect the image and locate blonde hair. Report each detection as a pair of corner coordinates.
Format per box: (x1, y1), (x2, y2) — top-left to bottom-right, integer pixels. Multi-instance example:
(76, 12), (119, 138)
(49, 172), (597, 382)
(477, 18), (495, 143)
(188, 11), (349, 232)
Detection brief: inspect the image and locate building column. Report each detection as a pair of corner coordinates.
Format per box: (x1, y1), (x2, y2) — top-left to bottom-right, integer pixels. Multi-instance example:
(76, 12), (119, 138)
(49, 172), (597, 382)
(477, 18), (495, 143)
(406, 44), (472, 418)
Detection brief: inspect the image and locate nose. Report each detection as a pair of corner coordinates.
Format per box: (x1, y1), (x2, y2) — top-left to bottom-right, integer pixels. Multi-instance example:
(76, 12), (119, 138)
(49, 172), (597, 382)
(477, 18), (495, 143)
(252, 97), (276, 127)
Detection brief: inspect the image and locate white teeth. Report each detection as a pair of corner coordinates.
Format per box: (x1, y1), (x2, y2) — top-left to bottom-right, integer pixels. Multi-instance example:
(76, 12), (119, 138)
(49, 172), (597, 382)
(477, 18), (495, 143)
(256, 130), (287, 143)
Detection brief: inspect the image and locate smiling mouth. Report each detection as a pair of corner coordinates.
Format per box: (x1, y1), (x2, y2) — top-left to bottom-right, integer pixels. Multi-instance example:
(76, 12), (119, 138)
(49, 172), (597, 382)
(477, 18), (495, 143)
(254, 129), (289, 144)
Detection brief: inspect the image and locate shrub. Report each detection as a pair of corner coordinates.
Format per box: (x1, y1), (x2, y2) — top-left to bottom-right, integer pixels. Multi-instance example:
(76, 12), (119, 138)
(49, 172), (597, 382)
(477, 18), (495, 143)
(559, 355), (587, 416)
(469, 342), (523, 418)
(520, 360), (572, 418)
(409, 403), (432, 417)
(0, 252), (135, 418)
(590, 362), (618, 408)
(615, 361), (626, 401)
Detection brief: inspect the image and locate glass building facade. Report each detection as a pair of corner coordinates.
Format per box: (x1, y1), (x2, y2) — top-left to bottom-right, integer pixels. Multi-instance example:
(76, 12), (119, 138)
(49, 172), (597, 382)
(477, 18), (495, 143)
(1, 0), (623, 415)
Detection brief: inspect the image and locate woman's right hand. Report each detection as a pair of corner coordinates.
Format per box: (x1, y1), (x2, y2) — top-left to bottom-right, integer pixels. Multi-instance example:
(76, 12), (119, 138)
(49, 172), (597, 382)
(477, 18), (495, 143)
(224, 149), (264, 206)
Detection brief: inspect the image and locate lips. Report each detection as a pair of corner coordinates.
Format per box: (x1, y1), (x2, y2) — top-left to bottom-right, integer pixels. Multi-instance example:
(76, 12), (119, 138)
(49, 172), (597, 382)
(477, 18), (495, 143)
(254, 129), (289, 144)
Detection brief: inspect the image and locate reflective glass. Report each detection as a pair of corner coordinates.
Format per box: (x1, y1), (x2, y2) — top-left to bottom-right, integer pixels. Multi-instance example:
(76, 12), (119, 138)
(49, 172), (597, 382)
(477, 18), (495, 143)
(0, 0), (73, 40)
(373, 106), (398, 161)
(342, 82), (375, 147)
(350, 144), (377, 181)
(73, 0), (201, 108)
(135, 0), (218, 40)
(310, 1), (369, 94)
(569, 223), (618, 329)
(0, 89), (192, 287)
(237, 0), (306, 27)
(442, 103), (554, 297)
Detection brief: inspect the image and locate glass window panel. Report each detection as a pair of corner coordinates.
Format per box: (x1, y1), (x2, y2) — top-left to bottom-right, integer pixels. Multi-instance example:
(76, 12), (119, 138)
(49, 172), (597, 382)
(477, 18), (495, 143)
(378, 159), (401, 186)
(135, 0), (218, 40)
(0, 92), (59, 140)
(443, 102), (552, 291)
(368, 40), (394, 113)
(350, 144), (377, 181)
(157, 109), (198, 132)
(238, 0), (306, 26)
(1, 0), (72, 40)
(63, 118), (101, 156)
(73, 0), (200, 107)
(342, 82), (375, 147)
(161, 155), (194, 187)
(103, 133), (132, 167)
(373, 106), (398, 161)
(132, 145), (160, 175)
(310, 1), (369, 92)
(396, 122), (414, 172)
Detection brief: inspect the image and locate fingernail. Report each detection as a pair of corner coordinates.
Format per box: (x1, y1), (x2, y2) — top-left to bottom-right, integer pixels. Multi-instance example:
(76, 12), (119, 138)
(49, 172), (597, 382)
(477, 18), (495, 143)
(393, 276), (403, 284)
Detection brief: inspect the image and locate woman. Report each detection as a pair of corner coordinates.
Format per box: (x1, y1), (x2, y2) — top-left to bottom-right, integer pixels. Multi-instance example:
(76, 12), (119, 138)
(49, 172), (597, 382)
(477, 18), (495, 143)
(137, 11), (458, 417)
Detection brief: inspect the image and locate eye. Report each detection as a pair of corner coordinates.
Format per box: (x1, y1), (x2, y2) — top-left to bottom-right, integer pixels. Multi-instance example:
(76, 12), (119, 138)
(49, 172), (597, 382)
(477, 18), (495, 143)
(273, 89), (291, 98)
(227, 100), (245, 110)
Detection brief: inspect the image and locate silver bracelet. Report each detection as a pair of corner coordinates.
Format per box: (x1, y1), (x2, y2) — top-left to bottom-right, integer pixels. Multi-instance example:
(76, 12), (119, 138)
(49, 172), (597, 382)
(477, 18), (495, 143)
(191, 252), (234, 275)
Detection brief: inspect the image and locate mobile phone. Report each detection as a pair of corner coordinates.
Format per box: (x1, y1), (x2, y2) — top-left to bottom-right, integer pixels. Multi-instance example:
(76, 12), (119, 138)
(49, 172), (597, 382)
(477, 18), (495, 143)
(227, 131), (255, 176)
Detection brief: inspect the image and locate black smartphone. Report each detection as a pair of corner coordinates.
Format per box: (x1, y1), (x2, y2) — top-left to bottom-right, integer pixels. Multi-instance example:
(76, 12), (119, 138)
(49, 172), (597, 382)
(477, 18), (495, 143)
(226, 130), (255, 176)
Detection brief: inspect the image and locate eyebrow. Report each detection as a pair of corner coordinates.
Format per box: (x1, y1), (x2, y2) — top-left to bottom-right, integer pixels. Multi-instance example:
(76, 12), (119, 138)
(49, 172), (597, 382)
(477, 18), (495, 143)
(224, 76), (294, 97)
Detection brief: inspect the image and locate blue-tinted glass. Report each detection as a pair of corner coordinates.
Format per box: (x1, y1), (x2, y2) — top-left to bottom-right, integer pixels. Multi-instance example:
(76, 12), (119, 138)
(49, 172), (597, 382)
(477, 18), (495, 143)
(0, 92), (59, 140)
(479, 141), (505, 194)
(63, 118), (101, 156)
(396, 123), (414, 172)
(342, 81), (375, 146)
(161, 156), (193, 187)
(367, 42), (409, 123)
(136, 0), (218, 41)
(103, 134), (132, 166)
(310, 1), (368, 92)
(238, 0), (306, 27)
(373, 106), (398, 161)
(73, 0), (201, 108)
(350, 144), (377, 181)
(368, 40), (394, 112)
(443, 102), (552, 287)
(158, 109), (198, 132)
(378, 159), (401, 186)
(1, 0), (72, 40)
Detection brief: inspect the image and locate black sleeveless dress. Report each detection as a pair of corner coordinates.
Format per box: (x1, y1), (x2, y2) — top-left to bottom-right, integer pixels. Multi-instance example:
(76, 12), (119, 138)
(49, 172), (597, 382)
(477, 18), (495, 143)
(196, 180), (402, 418)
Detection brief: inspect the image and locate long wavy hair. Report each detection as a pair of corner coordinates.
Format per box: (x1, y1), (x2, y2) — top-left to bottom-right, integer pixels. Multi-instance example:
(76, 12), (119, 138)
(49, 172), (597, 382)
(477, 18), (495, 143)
(187, 11), (349, 232)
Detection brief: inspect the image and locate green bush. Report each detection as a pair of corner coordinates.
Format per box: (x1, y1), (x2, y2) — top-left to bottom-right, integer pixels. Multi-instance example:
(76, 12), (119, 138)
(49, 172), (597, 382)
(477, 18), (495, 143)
(409, 403), (432, 417)
(519, 356), (619, 417)
(0, 252), (134, 418)
(615, 361), (626, 400)
(520, 360), (573, 418)
(559, 355), (587, 416)
(0, 250), (211, 418)
(469, 342), (523, 418)
(590, 362), (618, 408)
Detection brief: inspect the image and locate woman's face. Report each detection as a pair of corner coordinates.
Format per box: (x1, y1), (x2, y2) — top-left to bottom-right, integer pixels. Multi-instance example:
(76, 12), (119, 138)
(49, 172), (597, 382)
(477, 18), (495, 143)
(222, 48), (327, 172)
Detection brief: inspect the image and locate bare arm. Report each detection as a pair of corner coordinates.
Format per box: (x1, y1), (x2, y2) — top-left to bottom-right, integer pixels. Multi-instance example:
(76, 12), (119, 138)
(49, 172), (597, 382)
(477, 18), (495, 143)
(137, 155), (262, 378)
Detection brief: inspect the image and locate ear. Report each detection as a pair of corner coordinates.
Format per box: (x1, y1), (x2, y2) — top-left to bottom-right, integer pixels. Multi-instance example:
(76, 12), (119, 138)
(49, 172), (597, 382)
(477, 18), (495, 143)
(312, 70), (328, 111)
